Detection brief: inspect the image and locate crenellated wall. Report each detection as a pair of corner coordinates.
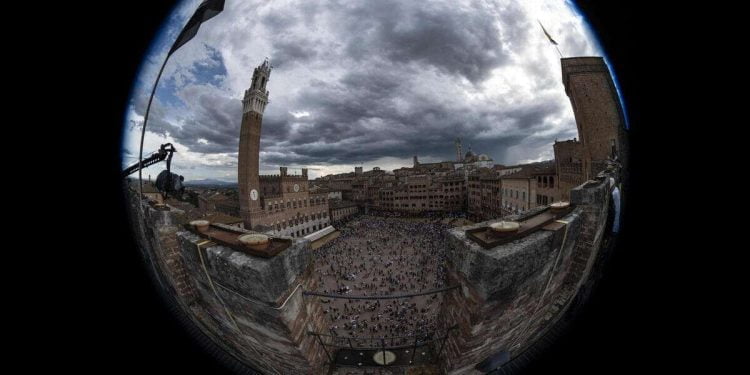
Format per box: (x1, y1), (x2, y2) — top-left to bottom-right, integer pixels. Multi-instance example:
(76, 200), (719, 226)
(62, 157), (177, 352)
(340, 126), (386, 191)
(440, 167), (618, 374)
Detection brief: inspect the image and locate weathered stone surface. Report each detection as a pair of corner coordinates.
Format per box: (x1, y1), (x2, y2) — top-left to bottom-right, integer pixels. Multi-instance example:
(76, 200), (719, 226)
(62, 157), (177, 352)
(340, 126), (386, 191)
(178, 231), (310, 304)
(175, 229), (328, 374)
(440, 170), (617, 374)
(126, 166), (620, 374)
(446, 207), (581, 303)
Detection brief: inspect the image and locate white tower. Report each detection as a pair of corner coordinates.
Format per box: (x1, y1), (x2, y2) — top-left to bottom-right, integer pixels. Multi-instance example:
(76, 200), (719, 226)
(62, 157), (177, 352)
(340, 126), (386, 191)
(455, 137), (463, 162)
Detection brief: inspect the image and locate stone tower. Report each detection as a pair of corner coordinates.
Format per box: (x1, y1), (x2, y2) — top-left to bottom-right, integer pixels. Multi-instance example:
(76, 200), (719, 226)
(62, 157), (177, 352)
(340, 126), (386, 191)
(561, 57), (626, 179)
(238, 59), (271, 229)
(455, 137), (463, 162)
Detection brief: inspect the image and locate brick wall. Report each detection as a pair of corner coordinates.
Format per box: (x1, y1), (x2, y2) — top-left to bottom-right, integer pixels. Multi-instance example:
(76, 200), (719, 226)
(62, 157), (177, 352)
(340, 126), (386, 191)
(128, 190), (197, 308)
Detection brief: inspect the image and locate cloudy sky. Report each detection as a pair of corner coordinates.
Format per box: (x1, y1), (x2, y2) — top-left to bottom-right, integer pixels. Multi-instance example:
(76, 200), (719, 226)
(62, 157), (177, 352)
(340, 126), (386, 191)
(123, 0), (608, 181)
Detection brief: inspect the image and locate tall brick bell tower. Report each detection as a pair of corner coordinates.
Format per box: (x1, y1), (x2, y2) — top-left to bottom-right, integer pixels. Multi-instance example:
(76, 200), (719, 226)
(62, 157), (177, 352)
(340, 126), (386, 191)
(238, 59), (271, 229)
(561, 57), (627, 180)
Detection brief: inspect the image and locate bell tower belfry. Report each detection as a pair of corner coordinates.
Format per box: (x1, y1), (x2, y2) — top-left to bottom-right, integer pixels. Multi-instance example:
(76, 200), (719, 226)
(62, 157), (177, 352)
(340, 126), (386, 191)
(238, 59), (272, 229)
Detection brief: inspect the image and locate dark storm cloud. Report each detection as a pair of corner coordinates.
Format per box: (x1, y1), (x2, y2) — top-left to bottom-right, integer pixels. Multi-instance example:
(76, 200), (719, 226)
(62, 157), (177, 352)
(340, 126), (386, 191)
(174, 88), (242, 154)
(255, 64), (566, 166)
(261, 12), (299, 33)
(129, 0), (597, 176)
(261, 12), (320, 68)
(272, 38), (319, 67)
(336, 0), (522, 85)
(135, 84), (242, 154)
(232, 0), (561, 168)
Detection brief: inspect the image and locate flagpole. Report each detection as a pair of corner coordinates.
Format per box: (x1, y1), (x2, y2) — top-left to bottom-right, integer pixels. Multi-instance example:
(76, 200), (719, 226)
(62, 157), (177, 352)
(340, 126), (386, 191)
(137, 54), (170, 208)
(537, 20), (563, 59)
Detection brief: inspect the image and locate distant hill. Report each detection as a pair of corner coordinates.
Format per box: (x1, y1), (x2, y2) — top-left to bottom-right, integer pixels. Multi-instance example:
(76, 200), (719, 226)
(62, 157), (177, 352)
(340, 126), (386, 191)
(184, 179), (237, 187)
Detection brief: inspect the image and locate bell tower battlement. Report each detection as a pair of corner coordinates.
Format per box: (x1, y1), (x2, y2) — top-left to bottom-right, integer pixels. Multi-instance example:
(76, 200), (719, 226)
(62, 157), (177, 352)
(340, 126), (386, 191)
(242, 58), (272, 115)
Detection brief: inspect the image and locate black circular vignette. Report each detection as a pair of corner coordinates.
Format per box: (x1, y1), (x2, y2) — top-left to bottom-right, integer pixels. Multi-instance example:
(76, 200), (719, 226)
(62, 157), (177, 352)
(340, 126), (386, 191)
(92, 1), (664, 374)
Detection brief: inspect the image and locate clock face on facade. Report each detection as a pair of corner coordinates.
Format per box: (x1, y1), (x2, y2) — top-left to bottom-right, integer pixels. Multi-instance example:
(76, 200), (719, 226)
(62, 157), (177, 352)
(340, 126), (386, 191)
(250, 189), (258, 200)
(294, 184), (300, 192)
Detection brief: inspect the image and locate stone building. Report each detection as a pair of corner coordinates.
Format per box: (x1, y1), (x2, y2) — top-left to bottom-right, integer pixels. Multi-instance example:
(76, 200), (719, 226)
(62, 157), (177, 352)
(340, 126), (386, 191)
(498, 161), (563, 216)
(236, 59), (330, 237)
(254, 167), (331, 237)
(553, 139), (585, 201)
(479, 174), (502, 220)
(309, 186), (342, 201)
(501, 169), (533, 216)
(329, 200), (359, 223)
(561, 56), (627, 179)
(441, 174), (467, 212)
(315, 154), (468, 215)
(198, 191), (239, 216)
(467, 171), (484, 217)
(467, 169), (503, 221)
(372, 171), (466, 213)
(529, 160), (560, 208)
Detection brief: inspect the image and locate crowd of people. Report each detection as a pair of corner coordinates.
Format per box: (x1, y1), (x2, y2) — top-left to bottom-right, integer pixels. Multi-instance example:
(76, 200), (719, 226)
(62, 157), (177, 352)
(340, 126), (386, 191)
(313, 215), (451, 342)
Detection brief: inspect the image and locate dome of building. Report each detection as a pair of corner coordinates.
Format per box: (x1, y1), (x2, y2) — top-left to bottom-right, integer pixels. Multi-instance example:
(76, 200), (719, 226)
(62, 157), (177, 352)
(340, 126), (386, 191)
(478, 154), (491, 161)
(465, 150), (476, 159)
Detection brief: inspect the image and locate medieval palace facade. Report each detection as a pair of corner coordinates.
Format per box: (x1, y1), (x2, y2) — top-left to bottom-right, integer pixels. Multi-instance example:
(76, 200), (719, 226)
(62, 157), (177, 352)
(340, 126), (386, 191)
(237, 59), (330, 237)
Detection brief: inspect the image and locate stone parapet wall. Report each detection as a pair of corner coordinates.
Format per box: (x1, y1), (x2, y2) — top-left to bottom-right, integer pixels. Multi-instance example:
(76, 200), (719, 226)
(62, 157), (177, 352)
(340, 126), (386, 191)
(128, 185), (328, 374)
(178, 232), (310, 304)
(176, 231), (328, 374)
(440, 167), (617, 374)
(127, 190), (197, 308)
(441, 208), (582, 374)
